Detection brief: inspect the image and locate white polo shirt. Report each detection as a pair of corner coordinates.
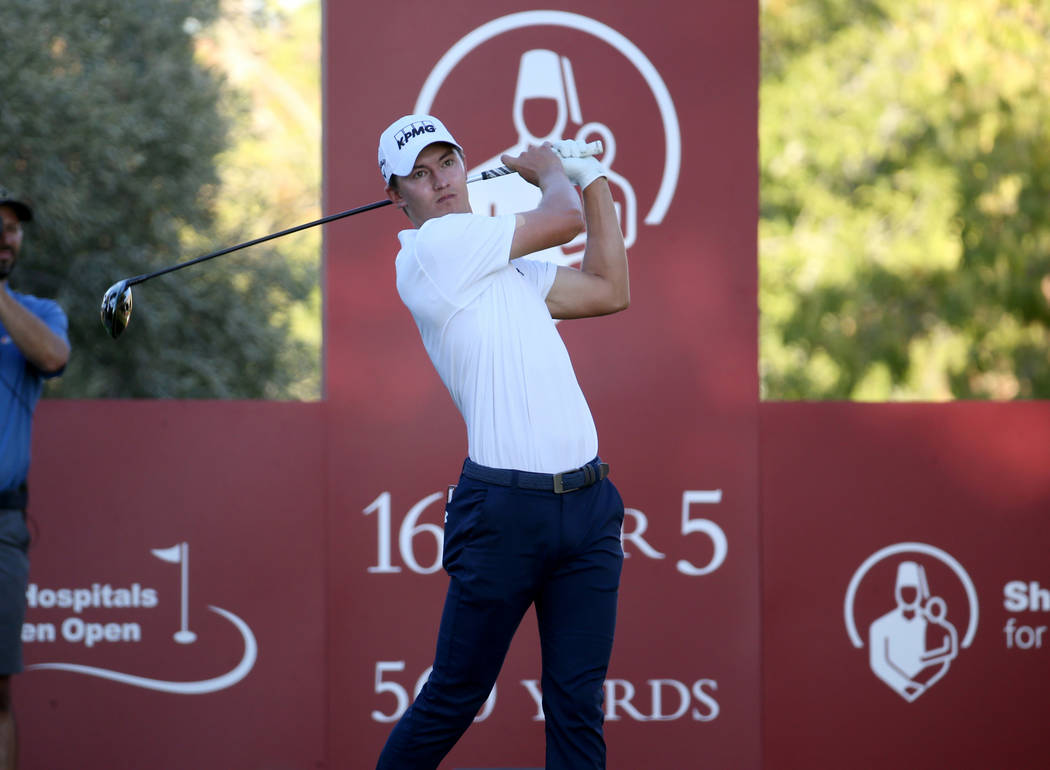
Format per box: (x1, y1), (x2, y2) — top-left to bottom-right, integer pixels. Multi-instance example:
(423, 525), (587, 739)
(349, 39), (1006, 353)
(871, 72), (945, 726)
(395, 212), (598, 473)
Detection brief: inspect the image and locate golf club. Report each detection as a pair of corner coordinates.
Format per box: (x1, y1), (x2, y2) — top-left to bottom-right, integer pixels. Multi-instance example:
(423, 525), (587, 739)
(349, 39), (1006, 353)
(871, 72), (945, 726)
(100, 140), (603, 339)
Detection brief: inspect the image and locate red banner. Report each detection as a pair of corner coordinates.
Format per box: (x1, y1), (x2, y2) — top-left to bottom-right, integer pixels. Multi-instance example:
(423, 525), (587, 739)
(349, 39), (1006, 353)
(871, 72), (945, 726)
(15, 4), (1050, 766)
(324, 2), (759, 767)
(760, 403), (1050, 769)
(21, 402), (328, 768)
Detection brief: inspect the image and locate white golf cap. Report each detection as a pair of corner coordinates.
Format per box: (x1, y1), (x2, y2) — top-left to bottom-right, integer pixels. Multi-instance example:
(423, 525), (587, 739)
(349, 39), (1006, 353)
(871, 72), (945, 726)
(378, 114), (462, 183)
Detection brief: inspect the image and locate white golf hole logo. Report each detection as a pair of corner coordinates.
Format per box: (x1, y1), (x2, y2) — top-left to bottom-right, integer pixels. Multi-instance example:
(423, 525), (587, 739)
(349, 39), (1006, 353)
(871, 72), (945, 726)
(414, 10), (681, 268)
(844, 542), (978, 702)
(28, 542), (257, 694)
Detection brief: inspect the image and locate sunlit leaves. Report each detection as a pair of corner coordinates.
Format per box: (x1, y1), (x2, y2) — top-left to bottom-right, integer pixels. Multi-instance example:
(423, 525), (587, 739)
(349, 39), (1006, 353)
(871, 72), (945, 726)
(0, 0), (317, 398)
(761, 0), (1050, 399)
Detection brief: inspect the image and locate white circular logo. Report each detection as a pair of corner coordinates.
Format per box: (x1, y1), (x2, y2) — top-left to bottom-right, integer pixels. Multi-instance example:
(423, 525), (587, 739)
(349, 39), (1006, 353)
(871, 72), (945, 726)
(844, 542), (978, 702)
(412, 10), (681, 258)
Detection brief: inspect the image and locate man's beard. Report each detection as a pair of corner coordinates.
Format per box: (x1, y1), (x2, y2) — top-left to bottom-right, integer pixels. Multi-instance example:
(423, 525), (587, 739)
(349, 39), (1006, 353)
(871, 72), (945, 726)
(0, 249), (15, 281)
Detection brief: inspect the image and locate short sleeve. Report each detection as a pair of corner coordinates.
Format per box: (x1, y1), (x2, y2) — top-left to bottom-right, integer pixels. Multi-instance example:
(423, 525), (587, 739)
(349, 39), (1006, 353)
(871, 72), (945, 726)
(34, 299), (69, 343)
(412, 213), (517, 306)
(15, 294), (69, 379)
(511, 258), (559, 299)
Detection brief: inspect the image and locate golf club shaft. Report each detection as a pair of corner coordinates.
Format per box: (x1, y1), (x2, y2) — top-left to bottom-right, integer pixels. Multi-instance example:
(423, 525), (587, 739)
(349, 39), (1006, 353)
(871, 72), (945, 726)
(101, 141), (605, 339)
(125, 198), (393, 287)
(128, 164), (519, 287)
(124, 139), (604, 287)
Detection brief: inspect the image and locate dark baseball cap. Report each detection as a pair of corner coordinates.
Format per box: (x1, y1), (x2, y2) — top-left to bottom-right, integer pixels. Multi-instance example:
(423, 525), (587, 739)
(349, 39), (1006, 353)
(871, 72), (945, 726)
(0, 185), (32, 222)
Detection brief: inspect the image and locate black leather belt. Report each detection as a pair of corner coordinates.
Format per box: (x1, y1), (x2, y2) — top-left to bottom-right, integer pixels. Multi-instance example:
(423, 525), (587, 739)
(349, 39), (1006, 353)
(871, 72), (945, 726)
(462, 458), (609, 495)
(0, 484), (27, 510)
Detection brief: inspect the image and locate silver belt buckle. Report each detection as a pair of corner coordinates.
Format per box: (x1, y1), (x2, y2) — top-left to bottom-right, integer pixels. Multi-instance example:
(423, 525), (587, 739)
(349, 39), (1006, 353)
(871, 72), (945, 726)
(552, 473), (566, 494)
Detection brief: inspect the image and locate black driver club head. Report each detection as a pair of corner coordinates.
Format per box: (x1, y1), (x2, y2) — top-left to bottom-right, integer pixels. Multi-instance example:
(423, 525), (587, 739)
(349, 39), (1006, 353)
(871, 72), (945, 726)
(100, 279), (133, 339)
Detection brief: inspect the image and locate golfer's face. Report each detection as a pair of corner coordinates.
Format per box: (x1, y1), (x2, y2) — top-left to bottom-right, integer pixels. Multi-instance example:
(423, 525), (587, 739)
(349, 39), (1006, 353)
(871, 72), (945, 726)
(390, 143), (470, 226)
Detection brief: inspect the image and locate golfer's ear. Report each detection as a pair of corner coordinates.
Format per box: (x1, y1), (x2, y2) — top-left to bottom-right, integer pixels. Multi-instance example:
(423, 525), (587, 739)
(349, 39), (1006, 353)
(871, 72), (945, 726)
(386, 181), (406, 209)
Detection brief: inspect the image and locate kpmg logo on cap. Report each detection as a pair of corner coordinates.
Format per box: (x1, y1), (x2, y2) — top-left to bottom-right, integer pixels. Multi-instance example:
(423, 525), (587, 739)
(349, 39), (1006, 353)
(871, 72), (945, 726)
(395, 120), (438, 150)
(844, 543), (978, 702)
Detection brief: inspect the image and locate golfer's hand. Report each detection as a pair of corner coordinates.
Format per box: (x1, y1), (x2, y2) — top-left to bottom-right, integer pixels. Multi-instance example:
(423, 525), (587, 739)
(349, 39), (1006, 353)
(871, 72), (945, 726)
(501, 144), (567, 189)
(549, 139), (607, 190)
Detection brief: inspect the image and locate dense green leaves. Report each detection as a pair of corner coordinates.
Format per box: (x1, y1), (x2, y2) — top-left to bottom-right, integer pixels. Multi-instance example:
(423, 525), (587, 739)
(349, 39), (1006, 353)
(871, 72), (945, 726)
(761, 0), (1050, 399)
(1, 0), (317, 398)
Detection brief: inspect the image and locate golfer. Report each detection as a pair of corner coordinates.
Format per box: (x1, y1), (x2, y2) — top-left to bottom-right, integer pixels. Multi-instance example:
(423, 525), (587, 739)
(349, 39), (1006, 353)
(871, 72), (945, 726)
(374, 114), (629, 770)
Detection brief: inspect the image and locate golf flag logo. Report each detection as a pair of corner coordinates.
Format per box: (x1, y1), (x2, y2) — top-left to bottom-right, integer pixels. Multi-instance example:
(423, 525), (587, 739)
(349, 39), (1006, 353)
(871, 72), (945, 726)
(28, 541), (257, 694)
(152, 543), (197, 644)
(844, 543), (978, 702)
(151, 545), (181, 562)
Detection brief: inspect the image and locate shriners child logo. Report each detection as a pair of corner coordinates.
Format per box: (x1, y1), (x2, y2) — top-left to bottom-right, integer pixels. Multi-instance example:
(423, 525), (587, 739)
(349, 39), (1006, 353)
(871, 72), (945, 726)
(410, 10), (681, 269)
(844, 542), (978, 702)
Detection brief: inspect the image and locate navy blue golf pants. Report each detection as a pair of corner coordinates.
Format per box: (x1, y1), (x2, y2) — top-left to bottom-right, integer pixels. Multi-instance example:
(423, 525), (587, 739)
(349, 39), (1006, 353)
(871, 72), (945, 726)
(376, 461), (625, 770)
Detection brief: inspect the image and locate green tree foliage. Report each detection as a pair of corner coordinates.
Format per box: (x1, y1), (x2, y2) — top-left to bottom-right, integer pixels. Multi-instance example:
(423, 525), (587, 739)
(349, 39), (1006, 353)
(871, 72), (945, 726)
(0, 0), (316, 398)
(761, 0), (1050, 399)
(200, 0), (322, 400)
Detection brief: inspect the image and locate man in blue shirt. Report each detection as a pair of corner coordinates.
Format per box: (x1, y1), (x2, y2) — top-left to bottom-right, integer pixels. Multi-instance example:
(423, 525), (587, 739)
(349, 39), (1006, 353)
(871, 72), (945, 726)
(0, 185), (69, 770)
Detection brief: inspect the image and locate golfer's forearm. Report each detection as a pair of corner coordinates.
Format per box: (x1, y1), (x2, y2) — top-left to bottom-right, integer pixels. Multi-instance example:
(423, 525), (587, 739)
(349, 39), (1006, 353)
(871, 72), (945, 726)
(579, 179), (629, 308)
(538, 173), (584, 227)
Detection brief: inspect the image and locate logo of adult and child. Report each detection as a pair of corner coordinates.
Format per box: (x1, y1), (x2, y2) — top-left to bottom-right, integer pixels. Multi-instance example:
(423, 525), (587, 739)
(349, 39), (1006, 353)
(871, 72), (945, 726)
(408, 10), (682, 267)
(845, 541), (1050, 703)
(22, 542), (256, 694)
(844, 543), (977, 702)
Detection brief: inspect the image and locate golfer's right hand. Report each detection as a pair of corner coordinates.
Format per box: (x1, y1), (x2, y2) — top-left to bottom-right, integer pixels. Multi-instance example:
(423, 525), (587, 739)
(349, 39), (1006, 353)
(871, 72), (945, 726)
(501, 144), (567, 188)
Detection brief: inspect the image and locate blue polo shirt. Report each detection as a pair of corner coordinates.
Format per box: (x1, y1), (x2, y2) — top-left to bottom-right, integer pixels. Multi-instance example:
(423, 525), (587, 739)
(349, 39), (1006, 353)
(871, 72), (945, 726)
(0, 288), (68, 493)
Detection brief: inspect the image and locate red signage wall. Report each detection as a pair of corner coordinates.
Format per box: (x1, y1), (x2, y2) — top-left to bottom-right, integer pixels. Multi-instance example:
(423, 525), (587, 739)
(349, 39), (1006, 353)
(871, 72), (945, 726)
(20, 402), (328, 768)
(323, 2), (759, 767)
(761, 403), (1050, 770)
(14, 3), (1050, 770)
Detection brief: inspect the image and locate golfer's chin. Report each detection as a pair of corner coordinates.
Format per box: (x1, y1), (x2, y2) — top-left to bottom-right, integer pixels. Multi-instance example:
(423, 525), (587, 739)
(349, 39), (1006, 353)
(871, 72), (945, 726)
(436, 192), (471, 214)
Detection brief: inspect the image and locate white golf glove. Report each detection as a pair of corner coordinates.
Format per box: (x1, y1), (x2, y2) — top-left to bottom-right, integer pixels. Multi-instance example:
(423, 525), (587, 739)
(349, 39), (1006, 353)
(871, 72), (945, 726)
(550, 139), (607, 190)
